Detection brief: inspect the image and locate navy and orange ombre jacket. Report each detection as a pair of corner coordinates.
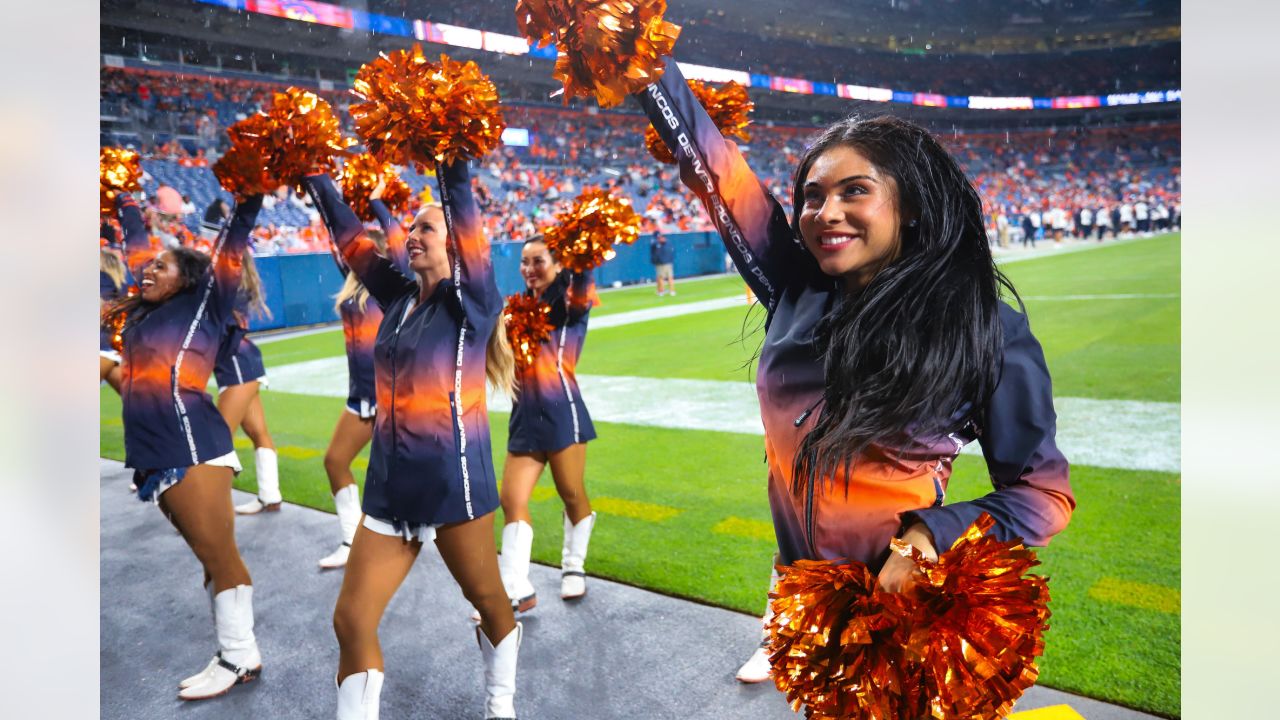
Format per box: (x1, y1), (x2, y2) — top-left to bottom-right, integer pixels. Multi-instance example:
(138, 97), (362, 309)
(636, 63), (1074, 569)
(305, 163), (503, 526)
(116, 193), (263, 470)
(331, 198), (409, 405)
(507, 268), (597, 453)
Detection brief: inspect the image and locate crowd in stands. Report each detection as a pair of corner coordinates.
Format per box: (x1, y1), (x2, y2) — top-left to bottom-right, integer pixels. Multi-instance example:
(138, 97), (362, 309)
(101, 67), (1180, 257)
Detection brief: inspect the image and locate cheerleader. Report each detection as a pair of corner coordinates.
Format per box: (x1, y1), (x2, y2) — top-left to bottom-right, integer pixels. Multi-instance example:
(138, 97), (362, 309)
(318, 181), (407, 569)
(102, 191), (265, 701)
(304, 163), (523, 720)
(494, 239), (598, 612)
(634, 63), (1074, 601)
(213, 255), (283, 516)
(99, 243), (132, 392)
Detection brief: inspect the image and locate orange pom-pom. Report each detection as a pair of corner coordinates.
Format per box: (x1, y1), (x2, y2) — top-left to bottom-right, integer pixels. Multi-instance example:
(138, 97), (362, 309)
(212, 143), (276, 199)
(765, 513), (1051, 720)
(100, 147), (142, 216)
(226, 87), (351, 190)
(503, 293), (554, 372)
(541, 189), (641, 273)
(884, 514), (1052, 720)
(515, 0), (681, 108)
(350, 46), (506, 173)
(340, 152), (412, 223)
(767, 560), (905, 719)
(644, 80), (753, 164)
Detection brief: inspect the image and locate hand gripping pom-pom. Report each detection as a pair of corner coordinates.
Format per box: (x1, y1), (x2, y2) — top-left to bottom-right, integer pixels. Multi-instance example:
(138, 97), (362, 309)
(883, 514), (1052, 720)
(212, 143), (276, 200)
(100, 147), (143, 216)
(225, 87), (352, 191)
(515, 0), (681, 108)
(541, 189), (641, 273)
(644, 80), (753, 164)
(340, 152), (413, 223)
(350, 46), (506, 173)
(764, 513), (1051, 720)
(503, 293), (555, 372)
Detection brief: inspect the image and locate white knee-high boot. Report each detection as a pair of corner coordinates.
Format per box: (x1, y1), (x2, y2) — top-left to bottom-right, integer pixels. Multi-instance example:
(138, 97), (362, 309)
(179, 585), (262, 700)
(560, 511), (596, 599)
(336, 669), (383, 720)
(735, 561), (781, 684)
(178, 581), (220, 689)
(499, 521), (537, 612)
(236, 447), (282, 514)
(477, 623), (521, 719)
(320, 484), (361, 569)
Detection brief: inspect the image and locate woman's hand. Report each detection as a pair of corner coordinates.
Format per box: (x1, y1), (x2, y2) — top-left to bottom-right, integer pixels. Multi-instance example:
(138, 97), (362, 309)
(370, 178), (387, 201)
(877, 523), (938, 594)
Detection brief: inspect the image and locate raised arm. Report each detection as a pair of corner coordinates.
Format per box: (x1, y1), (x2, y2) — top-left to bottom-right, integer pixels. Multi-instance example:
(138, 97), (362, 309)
(904, 307), (1075, 552)
(370, 198), (412, 277)
(435, 159), (501, 319)
(565, 268), (595, 326)
(210, 194), (263, 320)
(304, 173), (416, 310)
(633, 62), (801, 313)
(116, 193), (153, 279)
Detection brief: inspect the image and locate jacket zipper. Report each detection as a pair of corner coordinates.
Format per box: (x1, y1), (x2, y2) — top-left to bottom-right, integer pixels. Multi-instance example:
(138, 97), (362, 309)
(804, 474), (816, 555)
(794, 397), (824, 557)
(387, 299), (414, 518)
(448, 391), (463, 485)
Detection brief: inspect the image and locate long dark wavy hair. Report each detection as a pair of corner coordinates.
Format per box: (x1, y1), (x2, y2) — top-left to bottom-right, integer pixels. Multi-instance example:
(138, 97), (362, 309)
(100, 246), (212, 338)
(789, 115), (1020, 496)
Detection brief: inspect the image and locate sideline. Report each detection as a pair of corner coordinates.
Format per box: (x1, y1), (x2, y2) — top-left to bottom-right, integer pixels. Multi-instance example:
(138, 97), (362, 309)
(264, 360), (1179, 473)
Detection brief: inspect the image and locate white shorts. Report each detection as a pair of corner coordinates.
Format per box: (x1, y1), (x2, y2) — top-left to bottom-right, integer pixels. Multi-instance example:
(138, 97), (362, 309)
(142, 450), (243, 503)
(345, 397), (376, 419)
(362, 514), (439, 543)
(100, 349), (122, 365)
(217, 374), (269, 391)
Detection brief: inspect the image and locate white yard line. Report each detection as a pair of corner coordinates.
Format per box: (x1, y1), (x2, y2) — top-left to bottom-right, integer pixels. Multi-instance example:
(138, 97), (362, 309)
(267, 358), (1179, 473)
(590, 295), (754, 329)
(1023, 293), (1179, 301)
(254, 234), (1178, 343)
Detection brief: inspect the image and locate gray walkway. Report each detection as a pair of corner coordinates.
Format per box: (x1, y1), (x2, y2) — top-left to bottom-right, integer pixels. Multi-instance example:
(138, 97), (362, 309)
(101, 459), (1160, 719)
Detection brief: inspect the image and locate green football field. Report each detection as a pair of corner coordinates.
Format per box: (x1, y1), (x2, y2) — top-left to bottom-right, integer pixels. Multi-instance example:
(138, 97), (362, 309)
(100, 234), (1181, 716)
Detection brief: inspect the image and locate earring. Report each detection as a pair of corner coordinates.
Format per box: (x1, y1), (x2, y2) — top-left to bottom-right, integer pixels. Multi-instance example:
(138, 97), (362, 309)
(907, 219), (919, 228)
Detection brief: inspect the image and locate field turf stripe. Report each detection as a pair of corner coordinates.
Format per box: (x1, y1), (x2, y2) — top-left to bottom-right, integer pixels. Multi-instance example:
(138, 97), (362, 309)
(1088, 577), (1181, 614)
(713, 517), (775, 541)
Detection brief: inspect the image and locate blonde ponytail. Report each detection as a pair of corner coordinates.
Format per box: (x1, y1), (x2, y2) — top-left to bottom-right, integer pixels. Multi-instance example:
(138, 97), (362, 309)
(486, 317), (517, 399)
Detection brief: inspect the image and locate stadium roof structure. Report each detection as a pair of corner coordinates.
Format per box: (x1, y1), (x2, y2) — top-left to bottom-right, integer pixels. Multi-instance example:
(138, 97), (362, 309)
(657, 0), (1180, 54)
(101, 0), (1180, 129)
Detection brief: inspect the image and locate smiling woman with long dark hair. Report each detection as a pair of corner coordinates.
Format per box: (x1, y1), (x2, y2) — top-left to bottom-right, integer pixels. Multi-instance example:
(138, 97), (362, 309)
(635, 62), (1075, 673)
(101, 191), (266, 701)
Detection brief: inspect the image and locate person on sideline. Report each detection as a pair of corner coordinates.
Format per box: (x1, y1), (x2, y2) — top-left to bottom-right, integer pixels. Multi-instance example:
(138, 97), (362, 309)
(650, 230), (676, 296)
(305, 164), (522, 720)
(103, 191), (267, 701)
(634, 61), (1074, 680)
(491, 236), (599, 614)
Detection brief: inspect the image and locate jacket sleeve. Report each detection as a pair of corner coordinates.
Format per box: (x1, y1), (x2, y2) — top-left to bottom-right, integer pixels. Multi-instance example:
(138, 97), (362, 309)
(565, 269), (595, 326)
(117, 194), (154, 279)
(632, 62), (803, 314)
(904, 306), (1075, 551)
(435, 159), (502, 320)
(304, 174), (416, 310)
(370, 198), (412, 277)
(210, 194), (263, 322)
